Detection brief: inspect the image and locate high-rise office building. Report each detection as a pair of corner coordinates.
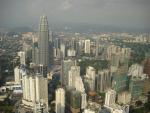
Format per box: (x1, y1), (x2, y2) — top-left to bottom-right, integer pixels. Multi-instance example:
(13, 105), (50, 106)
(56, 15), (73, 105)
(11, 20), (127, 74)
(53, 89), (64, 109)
(55, 88), (65, 113)
(68, 64), (85, 92)
(60, 44), (66, 58)
(127, 63), (148, 99)
(23, 43), (32, 61)
(70, 90), (81, 113)
(81, 92), (87, 109)
(22, 74), (48, 112)
(38, 15), (50, 68)
(32, 42), (39, 65)
(75, 41), (81, 58)
(96, 69), (111, 92)
(70, 38), (76, 49)
(75, 75), (85, 92)
(128, 64), (147, 79)
(129, 77), (144, 99)
(62, 59), (75, 86)
(53, 48), (61, 58)
(18, 51), (26, 65)
(112, 74), (129, 93)
(95, 37), (99, 58)
(68, 65), (80, 88)
(54, 38), (60, 49)
(107, 45), (131, 73)
(85, 66), (96, 91)
(111, 53), (120, 68)
(67, 49), (76, 57)
(84, 39), (91, 54)
(14, 66), (21, 84)
(104, 89), (116, 107)
(104, 90), (129, 113)
(117, 91), (131, 105)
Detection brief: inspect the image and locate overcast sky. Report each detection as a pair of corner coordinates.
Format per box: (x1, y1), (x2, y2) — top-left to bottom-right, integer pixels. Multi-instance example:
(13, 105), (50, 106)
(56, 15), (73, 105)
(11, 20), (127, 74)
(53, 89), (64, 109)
(0, 0), (150, 30)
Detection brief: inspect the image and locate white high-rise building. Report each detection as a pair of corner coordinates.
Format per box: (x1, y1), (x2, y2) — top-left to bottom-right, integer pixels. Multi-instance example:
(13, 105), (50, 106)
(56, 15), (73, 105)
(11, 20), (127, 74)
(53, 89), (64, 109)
(75, 75), (85, 92)
(18, 51), (26, 65)
(128, 64), (148, 79)
(67, 49), (76, 57)
(14, 66), (21, 84)
(85, 66), (96, 91)
(55, 88), (65, 113)
(68, 65), (85, 92)
(60, 44), (66, 58)
(84, 39), (91, 54)
(104, 89), (116, 107)
(104, 89), (129, 113)
(68, 65), (87, 110)
(68, 65), (80, 87)
(22, 74), (48, 112)
(107, 45), (131, 73)
(81, 92), (87, 109)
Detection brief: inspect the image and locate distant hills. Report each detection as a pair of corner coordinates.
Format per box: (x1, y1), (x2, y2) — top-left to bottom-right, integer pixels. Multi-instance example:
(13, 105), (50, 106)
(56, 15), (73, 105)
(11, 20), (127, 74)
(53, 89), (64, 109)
(10, 27), (34, 32)
(0, 27), (34, 33)
(49, 23), (150, 33)
(0, 24), (150, 33)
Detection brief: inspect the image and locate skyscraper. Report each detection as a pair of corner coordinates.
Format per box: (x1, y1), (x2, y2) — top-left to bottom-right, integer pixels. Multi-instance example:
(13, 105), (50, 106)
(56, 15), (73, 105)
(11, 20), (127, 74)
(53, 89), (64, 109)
(96, 69), (111, 92)
(85, 66), (96, 91)
(104, 89), (116, 107)
(95, 37), (99, 58)
(18, 51), (26, 65)
(38, 15), (50, 67)
(22, 74), (49, 112)
(60, 43), (66, 58)
(32, 42), (39, 65)
(70, 90), (81, 113)
(81, 92), (87, 109)
(62, 59), (75, 86)
(14, 66), (21, 84)
(68, 65), (80, 88)
(104, 89), (129, 113)
(55, 88), (65, 113)
(84, 39), (91, 54)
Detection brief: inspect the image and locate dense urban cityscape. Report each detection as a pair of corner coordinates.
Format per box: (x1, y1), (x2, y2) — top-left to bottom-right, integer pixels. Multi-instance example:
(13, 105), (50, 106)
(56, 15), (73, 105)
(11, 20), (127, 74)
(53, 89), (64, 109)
(0, 0), (150, 113)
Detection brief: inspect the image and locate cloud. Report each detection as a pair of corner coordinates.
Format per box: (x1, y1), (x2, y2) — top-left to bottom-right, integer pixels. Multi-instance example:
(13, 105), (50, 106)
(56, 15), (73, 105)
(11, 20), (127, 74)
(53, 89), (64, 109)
(60, 0), (73, 10)
(0, 0), (150, 29)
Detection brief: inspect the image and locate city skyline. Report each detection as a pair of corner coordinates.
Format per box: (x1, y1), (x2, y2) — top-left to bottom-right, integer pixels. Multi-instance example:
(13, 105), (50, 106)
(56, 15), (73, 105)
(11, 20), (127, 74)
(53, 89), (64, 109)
(0, 0), (150, 113)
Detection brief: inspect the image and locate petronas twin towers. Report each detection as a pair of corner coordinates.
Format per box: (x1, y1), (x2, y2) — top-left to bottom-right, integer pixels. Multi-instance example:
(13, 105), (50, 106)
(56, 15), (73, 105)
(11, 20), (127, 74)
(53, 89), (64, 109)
(32, 15), (52, 70)
(38, 15), (50, 67)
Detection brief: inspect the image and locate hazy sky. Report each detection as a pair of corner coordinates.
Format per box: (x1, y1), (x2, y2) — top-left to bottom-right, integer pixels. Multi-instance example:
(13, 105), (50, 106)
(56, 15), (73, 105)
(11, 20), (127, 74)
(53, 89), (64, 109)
(0, 0), (150, 29)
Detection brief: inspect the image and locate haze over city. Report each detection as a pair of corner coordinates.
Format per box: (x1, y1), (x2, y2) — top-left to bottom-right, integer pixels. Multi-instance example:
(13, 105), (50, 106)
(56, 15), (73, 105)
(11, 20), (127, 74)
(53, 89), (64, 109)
(0, 0), (150, 113)
(0, 0), (150, 32)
